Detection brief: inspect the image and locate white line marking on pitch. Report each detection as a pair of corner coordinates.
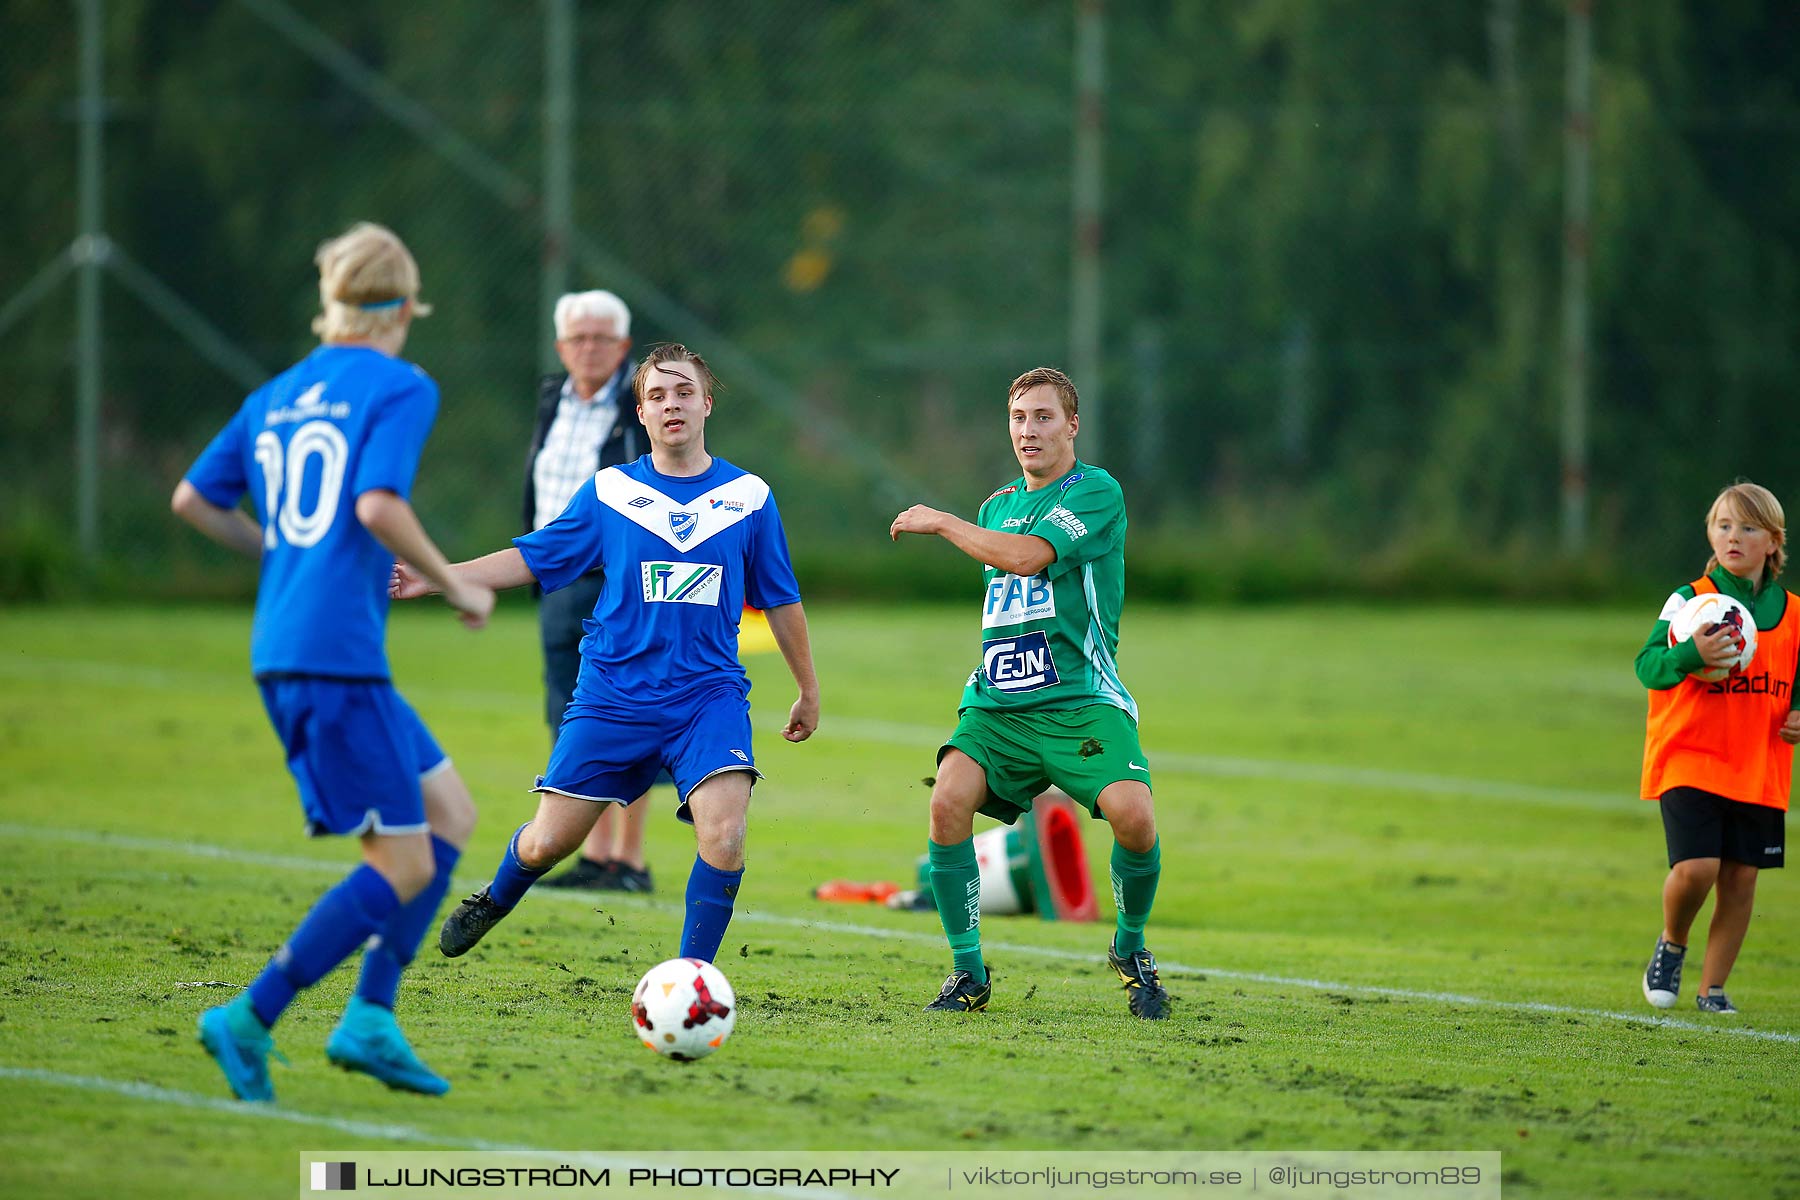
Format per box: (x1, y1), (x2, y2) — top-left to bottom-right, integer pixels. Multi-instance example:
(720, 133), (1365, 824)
(0, 1069), (845, 1196)
(4, 822), (1795, 1047)
(0, 1066), (527, 1148)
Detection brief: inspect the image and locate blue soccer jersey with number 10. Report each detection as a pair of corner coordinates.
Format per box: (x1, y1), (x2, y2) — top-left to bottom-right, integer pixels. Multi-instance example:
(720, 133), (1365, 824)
(183, 345), (439, 680)
(513, 456), (802, 708)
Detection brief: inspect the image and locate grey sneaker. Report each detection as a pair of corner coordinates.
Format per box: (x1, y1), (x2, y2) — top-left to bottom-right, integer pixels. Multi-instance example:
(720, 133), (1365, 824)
(1695, 987), (1738, 1014)
(438, 886), (513, 958)
(1642, 937), (1685, 1009)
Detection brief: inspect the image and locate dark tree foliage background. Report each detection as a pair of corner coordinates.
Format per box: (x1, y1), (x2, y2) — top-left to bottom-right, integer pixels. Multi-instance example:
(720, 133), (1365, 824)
(3, 0), (1795, 601)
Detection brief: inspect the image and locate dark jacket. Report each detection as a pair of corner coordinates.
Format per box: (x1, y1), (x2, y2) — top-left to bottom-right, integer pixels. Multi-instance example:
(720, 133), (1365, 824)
(522, 361), (641, 536)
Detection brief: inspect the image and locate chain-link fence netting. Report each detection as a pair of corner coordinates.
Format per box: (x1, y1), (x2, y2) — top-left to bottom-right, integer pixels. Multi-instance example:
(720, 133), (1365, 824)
(5, 1), (1798, 600)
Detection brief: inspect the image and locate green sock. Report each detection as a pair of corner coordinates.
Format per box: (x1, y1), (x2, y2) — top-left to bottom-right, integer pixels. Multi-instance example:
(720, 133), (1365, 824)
(1110, 837), (1161, 957)
(928, 838), (986, 984)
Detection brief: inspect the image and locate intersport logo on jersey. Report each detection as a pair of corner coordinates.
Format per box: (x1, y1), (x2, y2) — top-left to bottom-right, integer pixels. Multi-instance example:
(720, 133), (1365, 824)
(641, 562), (723, 606)
(983, 573), (1055, 628)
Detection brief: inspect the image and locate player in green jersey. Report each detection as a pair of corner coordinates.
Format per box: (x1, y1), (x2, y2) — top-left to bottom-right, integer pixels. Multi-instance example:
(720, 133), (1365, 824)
(890, 367), (1170, 1019)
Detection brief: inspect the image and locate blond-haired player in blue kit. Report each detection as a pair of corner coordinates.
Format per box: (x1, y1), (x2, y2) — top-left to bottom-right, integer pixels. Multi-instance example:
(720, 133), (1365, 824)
(890, 367), (1169, 1019)
(173, 223), (494, 1101)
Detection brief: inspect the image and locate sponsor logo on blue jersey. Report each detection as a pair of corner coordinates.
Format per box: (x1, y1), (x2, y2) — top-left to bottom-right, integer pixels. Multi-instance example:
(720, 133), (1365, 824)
(981, 630), (1060, 692)
(264, 381), (350, 426)
(709, 497), (747, 513)
(983, 572), (1056, 628)
(641, 561), (723, 606)
(669, 511), (698, 543)
(629, 495), (655, 509)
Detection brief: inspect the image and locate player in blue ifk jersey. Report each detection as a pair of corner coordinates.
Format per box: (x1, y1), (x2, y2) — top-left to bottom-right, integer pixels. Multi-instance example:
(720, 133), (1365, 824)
(391, 343), (821, 964)
(172, 224), (495, 1102)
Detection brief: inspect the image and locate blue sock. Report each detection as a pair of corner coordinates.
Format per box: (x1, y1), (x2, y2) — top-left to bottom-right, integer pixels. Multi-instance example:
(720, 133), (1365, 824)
(356, 836), (460, 1011)
(488, 822), (549, 909)
(247, 864), (399, 1028)
(679, 855), (744, 962)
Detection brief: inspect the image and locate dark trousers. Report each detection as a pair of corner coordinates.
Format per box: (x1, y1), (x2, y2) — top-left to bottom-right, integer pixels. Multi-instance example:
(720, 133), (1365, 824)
(537, 572), (605, 734)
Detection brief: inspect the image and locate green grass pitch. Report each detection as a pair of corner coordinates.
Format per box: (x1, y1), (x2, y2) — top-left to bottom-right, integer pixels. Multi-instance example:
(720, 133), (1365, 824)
(1, 602), (1796, 1198)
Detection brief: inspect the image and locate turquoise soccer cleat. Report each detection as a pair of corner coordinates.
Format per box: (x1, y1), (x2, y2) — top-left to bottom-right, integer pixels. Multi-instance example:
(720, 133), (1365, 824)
(326, 997), (450, 1096)
(197, 996), (279, 1102)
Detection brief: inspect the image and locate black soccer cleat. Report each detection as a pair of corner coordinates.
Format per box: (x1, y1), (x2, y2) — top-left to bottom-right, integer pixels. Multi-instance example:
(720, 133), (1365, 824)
(538, 857), (616, 891)
(438, 886), (513, 958)
(609, 863), (654, 894)
(1108, 943), (1172, 1020)
(924, 967), (993, 1013)
(541, 858), (655, 893)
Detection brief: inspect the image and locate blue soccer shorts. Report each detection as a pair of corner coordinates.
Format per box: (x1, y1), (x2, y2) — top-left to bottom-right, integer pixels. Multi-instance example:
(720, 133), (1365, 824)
(535, 683), (761, 824)
(256, 675), (448, 838)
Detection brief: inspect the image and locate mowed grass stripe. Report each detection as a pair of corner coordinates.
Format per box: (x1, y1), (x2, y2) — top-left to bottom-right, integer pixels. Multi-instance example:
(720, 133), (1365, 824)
(5, 821), (1793, 1047)
(0, 655), (1622, 810)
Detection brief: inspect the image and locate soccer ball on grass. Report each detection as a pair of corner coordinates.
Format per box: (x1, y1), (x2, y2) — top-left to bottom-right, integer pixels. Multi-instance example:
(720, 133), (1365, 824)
(631, 957), (737, 1061)
(1666, 592), (1756, 682)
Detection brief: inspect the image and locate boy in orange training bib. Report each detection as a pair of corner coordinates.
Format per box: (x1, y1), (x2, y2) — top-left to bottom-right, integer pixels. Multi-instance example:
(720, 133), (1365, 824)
(1636, 481), (1800, 1013)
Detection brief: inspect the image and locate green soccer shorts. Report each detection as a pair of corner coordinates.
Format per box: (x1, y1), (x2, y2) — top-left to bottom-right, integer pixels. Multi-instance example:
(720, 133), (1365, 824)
(941, 704), (1152, 825)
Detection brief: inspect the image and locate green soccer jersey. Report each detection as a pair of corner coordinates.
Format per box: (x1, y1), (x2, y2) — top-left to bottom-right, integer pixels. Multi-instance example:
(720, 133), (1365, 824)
(959, 461), (1137, 718)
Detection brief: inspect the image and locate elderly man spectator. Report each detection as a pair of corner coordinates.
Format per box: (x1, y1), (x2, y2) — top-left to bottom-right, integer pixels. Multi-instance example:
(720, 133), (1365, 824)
(527, 290), (655, 892)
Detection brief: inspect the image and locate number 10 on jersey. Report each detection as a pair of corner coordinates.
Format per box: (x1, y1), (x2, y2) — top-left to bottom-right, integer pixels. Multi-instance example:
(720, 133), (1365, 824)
(253, 420), (349, 550)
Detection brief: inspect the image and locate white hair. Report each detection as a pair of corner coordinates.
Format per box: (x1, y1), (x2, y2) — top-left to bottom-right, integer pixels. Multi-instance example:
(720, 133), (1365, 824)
(554, 289), (631, 339)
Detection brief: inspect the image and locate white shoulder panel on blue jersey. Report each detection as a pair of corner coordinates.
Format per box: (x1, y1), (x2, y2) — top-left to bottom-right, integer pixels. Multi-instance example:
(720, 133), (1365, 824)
(593, 466), (771, 551)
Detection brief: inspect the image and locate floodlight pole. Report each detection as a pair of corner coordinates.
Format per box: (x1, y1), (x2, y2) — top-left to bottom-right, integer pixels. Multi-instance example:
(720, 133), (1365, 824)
(76, 0), (105, 558)
(540, 0), (574, 375)
(1560, 0), (1593, 553)
(1070, 0), (1105, 461)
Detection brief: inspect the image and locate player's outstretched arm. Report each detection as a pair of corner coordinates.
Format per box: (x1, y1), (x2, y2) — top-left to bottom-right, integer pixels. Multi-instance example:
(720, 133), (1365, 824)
(889, 504), (1054, 576)
(391, 547), (536, 601)
(170, 481), (264, 559)
(763, 601), (820, 743)
(355, 489), (494, 630)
